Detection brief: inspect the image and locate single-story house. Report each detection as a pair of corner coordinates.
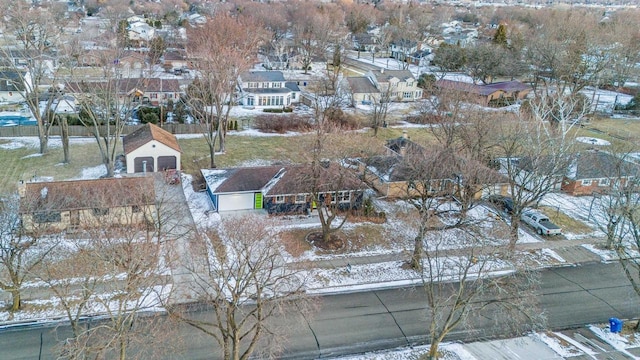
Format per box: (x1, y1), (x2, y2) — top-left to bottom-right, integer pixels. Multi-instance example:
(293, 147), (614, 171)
(123, 123), (182, 174)
(263, 163), (367, 215)
(18, 177), (156, 232)
(561, 151), (639, 196)
(65, 78), (183, 107)
(202, 166), (284, 212)
(237, 71), (300, 109)
(435, 80), (531, 106)
(201, 164), (368, 214)
(347, 76), (379, 105)
(360, 132), (507, 198)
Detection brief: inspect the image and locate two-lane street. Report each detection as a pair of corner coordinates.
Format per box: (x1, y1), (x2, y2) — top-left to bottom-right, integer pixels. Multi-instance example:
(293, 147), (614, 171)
(0, 262), (637, 359)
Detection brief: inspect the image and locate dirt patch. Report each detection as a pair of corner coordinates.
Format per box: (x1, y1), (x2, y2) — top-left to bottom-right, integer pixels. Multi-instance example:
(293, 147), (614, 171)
(280, 229), (313, 257)
(306, 231), (345, 251)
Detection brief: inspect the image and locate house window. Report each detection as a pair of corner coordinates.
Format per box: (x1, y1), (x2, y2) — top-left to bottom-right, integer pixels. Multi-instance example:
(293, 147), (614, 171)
(581, 179), (592, 186)
(93, 208), (109, 216)
(132, 205), (141, 213)
(151, 93), (158, 99)
(337, 191), (351, 203)
(273, 82), (282, 88)
(247, 97), (254, 106)
(403, 92), (412, 99)
(248, 82), (256, 88)
(33, 211), (61, 223)
(295, 194), (306, 204)
(599, 178), (610, 186)
(275, 195), (285, 204)
(262, 82), (269, 88)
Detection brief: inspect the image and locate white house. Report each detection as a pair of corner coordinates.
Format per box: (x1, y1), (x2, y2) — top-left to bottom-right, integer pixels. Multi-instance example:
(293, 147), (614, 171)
(123, 123), (182, 173)
(237, 71), (300, 109)
(128, 22), (156, 44)
(348, 69), (422, 104)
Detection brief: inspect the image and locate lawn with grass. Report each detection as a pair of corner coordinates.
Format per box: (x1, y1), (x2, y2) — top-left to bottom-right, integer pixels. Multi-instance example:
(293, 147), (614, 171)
(539, 206), (592, 235)
(0, 126), (438, 197)
(0, 140), (104, 195)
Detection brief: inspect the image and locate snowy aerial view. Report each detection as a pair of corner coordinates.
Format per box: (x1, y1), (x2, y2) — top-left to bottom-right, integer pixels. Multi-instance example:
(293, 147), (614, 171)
(0, 0), (640, 359)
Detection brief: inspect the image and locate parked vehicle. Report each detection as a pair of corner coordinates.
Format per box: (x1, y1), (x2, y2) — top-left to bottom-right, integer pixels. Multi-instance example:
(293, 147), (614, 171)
(520, 210), (562, 236)
(486, 195), (514, 214)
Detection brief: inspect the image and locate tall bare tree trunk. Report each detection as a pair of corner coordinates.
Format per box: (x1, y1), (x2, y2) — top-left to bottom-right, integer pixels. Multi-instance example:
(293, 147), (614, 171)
(61, 116), (70, 164)
(10, 289), (20, 312)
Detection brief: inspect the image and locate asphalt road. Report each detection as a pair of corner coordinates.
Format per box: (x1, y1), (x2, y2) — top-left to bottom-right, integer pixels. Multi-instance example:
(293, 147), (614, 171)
(0, 262), (637, 360)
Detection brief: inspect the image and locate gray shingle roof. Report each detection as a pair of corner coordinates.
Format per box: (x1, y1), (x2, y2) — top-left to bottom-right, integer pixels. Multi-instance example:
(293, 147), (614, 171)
(370, 70), (415, 83)
(240, 71), (285, 82)
(347, 77), (379, 94)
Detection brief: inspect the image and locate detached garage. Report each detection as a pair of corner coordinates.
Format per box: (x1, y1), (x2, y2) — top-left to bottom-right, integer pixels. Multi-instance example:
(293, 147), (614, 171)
(123, 123), (182, 174)
(201, 167), (284, 212)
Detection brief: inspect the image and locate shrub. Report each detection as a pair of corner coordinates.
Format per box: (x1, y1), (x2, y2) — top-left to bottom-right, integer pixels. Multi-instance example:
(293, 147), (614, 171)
(254, 114), (312, 133)
(325, 108), (361, 130)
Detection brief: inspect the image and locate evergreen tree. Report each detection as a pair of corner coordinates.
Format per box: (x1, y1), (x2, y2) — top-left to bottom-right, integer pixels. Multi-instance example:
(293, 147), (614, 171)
(493, 24), (508, 47)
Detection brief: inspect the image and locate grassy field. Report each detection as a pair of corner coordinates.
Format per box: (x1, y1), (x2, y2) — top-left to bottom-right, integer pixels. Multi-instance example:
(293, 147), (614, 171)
(0, 127), (437, 196)
(0, 140), (104, 194)
(0, 114), (637, 196)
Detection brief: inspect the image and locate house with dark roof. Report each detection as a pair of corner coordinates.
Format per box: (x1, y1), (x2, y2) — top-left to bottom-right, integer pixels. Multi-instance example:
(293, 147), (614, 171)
(237, 71), (300, 109)
(18, 177), (156, 232)
(435, 79), (531, 106)
(347, 77), (379, 105)
(561, 151), (639, 196)
(0, 70), (26, 103)
(360, 132), (507, 198)
(201, 164), (367, 214)
(123, 123), (182, 173)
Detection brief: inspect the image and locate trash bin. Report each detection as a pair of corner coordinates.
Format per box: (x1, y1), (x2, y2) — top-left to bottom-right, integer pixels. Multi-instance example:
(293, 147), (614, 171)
(609, 317), (623, 333)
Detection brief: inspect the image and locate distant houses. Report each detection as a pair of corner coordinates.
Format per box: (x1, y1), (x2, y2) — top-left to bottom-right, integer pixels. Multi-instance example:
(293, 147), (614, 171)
(435, 79), (531, 106)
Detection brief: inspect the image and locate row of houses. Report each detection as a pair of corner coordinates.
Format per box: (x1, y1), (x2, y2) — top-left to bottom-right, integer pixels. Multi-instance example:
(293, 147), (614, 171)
(15, 124), (640, 232)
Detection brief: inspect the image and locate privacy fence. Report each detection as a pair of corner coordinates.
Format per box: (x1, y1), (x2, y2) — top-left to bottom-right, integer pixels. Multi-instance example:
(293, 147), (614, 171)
(0, 124), (205, 137)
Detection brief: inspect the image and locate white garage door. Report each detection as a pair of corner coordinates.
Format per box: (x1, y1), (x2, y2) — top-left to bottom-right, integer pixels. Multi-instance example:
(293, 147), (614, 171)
(218, 193), (255, 212)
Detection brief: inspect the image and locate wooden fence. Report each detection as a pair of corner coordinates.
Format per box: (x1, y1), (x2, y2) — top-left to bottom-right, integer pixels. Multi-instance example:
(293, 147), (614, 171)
(0, 124), (205, 137)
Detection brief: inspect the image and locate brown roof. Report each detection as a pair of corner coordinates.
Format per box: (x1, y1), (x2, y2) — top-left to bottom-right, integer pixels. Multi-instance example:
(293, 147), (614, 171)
(265, 164), (367, 196)
(19, 177), (156, 213)
(123, 123), (182, 154)
(202, 166), (285, 194)
(435, 79), (531, 96)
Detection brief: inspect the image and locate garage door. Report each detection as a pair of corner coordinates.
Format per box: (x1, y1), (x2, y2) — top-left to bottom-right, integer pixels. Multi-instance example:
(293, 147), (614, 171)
(134, 157), (154, 173)
(158, 156), (177, 171)
(217, 193), (255, 212)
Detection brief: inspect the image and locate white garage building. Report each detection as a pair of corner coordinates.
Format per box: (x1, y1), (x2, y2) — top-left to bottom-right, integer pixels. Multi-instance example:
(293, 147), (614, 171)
(123, 123), (182, 174)
(201, 166), (285, 212)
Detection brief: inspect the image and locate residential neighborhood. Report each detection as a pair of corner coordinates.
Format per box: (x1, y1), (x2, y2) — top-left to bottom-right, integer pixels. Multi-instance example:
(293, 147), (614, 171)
(0, 0), (639, 359)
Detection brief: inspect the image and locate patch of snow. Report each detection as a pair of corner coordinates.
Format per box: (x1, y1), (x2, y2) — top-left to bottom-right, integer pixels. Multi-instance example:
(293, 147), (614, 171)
(589, 324), (640, 358)
(576, 137), (611, 146)
(533, 332), (584, 358)
(76, 164), (107, 179)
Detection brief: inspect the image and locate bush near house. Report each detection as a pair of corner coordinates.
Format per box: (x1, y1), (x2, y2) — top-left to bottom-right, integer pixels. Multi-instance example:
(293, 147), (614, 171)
(254, 114), (312, 133)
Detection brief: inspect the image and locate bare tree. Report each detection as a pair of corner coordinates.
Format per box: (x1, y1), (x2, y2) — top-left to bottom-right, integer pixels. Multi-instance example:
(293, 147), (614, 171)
(403, 146), (499, 270)
(186, 13), (265, 167)
(51, 222), (175, 360)
(496, 93), (581, 248)
(0, 196), (58, 313)
(417, 229), (543, 359)
(0, 1), (67, 158)
(173, 216), (312, 360)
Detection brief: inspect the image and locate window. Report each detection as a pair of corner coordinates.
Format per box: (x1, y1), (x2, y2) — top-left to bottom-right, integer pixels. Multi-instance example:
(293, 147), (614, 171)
(247, 97), (254, 106)
(275, 195), (285, 204)
(151, 93), (157, 99)
(93, 208), (109, 216)
(403, 92), (412, 99)
(248, 82), (256, 88)
(295, 195), (306, 204)
(273, 82), (282, 88)
(33, 211), (61, 223)
(599, 178), (610, 186)
(581, 179), (592, 186)
(337, 191), (351, 203)
(132, 205), (141, 213)
(262, 82), (268, 88)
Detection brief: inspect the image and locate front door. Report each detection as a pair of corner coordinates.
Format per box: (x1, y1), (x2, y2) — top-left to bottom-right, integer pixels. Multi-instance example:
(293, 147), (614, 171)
(70, 210), (80, 229)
